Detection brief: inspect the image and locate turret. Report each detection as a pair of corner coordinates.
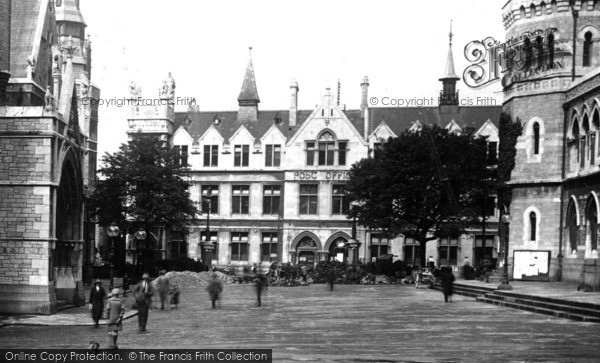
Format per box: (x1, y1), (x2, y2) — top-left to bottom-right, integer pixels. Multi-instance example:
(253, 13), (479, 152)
(237, 47), (260, 123)
(439, 21), (460, 107)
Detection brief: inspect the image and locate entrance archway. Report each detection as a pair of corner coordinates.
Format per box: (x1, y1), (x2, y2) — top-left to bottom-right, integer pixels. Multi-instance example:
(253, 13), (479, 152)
(328, 236), (349, 262)
(296, 236), (318, 268)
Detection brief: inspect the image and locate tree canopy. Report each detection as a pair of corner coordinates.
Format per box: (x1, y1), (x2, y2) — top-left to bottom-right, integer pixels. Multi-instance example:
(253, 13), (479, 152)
(91, 137), (198, 234)
(346, 125), (495, 266)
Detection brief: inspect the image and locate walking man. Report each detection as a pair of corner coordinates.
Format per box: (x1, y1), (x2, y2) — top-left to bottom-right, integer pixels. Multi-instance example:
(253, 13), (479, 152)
(155, 270), (170, 310)
(105, 288), (125, 350)
(254, 274), (265, 307)
(88, 279), (106, 328)
(133, 273), (154, 332)
(440, 267), (455, 303)
(206, 273), (223, 308)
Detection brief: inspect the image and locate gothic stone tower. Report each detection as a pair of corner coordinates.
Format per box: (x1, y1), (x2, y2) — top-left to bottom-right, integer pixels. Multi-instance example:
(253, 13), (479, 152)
(502, 0), (600, 281)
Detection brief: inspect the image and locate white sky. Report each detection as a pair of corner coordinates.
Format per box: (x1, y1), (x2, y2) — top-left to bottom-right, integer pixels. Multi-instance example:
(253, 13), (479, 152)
(79, 0), (507, 158)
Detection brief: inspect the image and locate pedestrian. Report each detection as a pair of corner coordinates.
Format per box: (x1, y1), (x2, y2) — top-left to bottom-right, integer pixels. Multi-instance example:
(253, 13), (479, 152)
(155, 270), (170, 310)
(301, 265), (308, 282)
(105, 288), (125, 350)
(206, 273), (223, 308)
(132, 273), (154, 332)
(440, 266), (455, 303)
(254, 273), (265, 307)
(251, 263), (258, 275)
(327, 266), (336, 291)
(122, 274), (130, 296)
(169, 285), (180, 309)
(88, 279), (106, 328)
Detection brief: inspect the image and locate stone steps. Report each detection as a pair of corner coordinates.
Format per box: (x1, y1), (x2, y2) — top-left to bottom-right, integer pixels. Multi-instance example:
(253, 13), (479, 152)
(432, 282), (495, 298)
(476, 290), (600, 322)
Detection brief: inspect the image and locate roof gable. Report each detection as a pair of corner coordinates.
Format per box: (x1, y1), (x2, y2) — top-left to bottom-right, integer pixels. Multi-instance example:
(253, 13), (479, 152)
(229, 124), (255, 145)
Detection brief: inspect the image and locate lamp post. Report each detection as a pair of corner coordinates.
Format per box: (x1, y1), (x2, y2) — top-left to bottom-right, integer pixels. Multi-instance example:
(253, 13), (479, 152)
(498, 213), (513, 290)
(134, 228), (146, 275)
(106, 222), (120, 290)
(346, 215), (362, 283)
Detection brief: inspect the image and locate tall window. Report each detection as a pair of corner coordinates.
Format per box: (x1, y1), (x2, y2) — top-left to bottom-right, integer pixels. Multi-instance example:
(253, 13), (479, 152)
(203, 145), (218, 167)
(439, 236), (459, 266)
(263, 185), (281, 215)
(484, 196), (496, 217)
(174, 145), (188, 166)
(523, 38), (532, 70)
(529, 211), (537, 241)
(567, 201), (578, 253)
(581, 136), (587, 168)
(170, 232), (187, 259)
(299, 184), (318, 215)
(306, 142), (316, 166)
(265, 144), (281, 167)
(487, 141), (498, 163)
(590, 132), (596, 166)
(475, 235), (494, 262)
(404, 237), (419, 265)
(373, 142), (383, 158)
(533, 122), (540, 155)
(234, 145), (249, 167)
(583, 32), (593, 67)
(536, 36), (544, 66)
(261, 232), (279, 262)
(201, 185), (219, 214)
(332, 184), (349, 215)
(318, 132), (335, 166)
(547, 33), (555, 65)
(231, 232), (249, 262)
(232, 185), (250, 214)
(338, 141), (347, 166)
(370, 234), (389, 259)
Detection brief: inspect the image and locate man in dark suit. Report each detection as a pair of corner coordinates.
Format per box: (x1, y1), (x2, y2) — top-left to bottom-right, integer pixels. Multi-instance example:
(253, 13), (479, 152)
(88, 279), (106, 328)
(133, 273), (154, 332)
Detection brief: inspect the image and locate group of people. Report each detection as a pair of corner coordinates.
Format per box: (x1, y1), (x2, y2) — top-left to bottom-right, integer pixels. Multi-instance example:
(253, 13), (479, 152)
(86, 270), (181, 349)
(206, 270), (266, 308)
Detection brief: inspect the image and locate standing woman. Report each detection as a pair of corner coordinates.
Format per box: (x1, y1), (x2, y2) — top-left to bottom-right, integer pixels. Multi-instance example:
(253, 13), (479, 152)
(105, 288), (125, 350)
(88, 279), (106, 328)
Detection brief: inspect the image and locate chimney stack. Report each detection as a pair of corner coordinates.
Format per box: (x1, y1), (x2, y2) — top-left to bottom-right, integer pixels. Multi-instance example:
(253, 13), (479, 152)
(289, 79), (299, 127)
(361, 76), (369, 139)
(360, 76), (369, 116)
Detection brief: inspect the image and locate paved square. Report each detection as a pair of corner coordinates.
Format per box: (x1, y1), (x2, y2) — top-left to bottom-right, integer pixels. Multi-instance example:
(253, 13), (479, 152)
(1, 284), (599, 362)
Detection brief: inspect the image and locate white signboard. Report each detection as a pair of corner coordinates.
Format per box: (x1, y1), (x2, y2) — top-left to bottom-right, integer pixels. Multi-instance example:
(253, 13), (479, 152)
(513, 250), (550, 281)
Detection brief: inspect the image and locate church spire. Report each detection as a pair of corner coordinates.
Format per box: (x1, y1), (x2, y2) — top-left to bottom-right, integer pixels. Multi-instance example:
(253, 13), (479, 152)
(439, 20), (460, 106)
(237, 47), (260, 105)
(237, 47), (260, 122)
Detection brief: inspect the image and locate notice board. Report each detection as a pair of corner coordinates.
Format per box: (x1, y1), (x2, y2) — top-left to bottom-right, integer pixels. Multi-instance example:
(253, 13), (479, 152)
(513, 250), (551, 281)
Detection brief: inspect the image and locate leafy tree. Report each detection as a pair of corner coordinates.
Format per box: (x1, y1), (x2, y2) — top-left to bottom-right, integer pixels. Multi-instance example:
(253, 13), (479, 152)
(91, 137), (199, 237)
(346, 125), (494, 267)
(495, 113), (523, 260)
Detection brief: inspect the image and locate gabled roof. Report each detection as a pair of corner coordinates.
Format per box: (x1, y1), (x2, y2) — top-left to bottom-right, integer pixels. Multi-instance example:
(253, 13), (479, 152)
(173, 108), (366, 145)
(368, 106), (503, 136)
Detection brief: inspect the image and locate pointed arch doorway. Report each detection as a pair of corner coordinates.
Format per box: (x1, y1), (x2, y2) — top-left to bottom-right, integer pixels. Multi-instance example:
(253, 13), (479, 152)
(296, 236), (318, 269)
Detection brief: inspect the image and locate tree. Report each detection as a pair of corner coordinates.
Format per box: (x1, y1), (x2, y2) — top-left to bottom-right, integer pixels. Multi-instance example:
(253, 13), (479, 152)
(346, 125), (494, 267)
(91, 137), (199, 238)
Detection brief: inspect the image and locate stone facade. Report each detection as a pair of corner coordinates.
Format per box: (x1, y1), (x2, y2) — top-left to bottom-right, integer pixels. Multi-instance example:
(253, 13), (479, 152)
(0, 0), (100, 314)
(501, 0), (600, 287)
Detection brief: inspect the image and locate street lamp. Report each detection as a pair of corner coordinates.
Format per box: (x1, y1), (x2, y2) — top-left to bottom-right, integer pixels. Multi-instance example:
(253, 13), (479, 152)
(498, 213), (513, 290)
(346, 215), (362, 283)
(134, 228), (146, 274)
(106, 222), (120, 290)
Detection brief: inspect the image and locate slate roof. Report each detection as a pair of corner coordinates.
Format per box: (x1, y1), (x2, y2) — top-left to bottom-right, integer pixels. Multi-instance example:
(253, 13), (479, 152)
(174, 105), (501, 144)
(10, 0), (40, 78)
(173, 108), (367, 144)
(237, 58), (259, 103)
(55, 0), (86, 25)
(368, 106), (503, 136)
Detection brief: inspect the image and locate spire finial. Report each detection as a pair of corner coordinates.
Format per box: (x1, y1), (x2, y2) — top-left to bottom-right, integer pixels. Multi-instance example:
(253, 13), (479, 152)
(449, 20), (453, 46)
(249, 46), (253, 57)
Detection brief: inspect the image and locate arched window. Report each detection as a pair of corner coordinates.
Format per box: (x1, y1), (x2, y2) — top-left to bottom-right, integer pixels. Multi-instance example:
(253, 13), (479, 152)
(536, 36), (544, 66)
(594, 110), (600, 159)
(529, 4), (536, 18)
(540, 1), (547, 14)
(318, 131), (335, 166)
(520, 5), (526, 19)
(567, 200), (578, 253)
(533, 122), (540, 155)
(551, 0), (558, 14)
(547, 33), (555, 65)
(586, 197), (598, 253)
(583, 32), (593, 67)
(582, 115), (589, 168)
(523, 38), (533, 70)
(529, 211), (537, 242)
